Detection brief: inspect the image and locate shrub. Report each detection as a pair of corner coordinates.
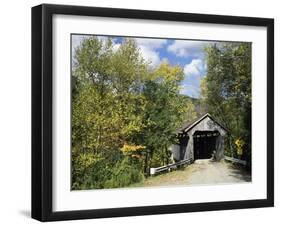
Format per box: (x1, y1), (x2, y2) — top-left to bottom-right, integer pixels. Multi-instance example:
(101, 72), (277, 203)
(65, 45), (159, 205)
(105, 156), (144, 188)
(71, 150), (103, 190)
(72, 150), (144, 190)
(71, 149), (121, 190)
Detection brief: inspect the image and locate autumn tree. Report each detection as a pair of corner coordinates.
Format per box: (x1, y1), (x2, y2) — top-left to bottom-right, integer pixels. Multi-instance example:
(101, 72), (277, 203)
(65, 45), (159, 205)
(201, 42), (252, 166)
(72, 37), (149, 188)
(71, 36), (198, 188)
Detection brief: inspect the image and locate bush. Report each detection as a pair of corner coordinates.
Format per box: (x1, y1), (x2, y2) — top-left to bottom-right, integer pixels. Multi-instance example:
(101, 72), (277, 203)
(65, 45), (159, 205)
(105, 156), (144, 188)
(71, 150), (103, 190)
(71, 149), (121, 190)
(72, 150), (144, 190)
(150, 148), (173, 168)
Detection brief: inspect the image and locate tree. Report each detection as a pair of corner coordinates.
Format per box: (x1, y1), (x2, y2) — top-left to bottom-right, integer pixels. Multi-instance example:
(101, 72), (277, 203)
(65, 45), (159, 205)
(201, 42), (252, 166)
(142, 62), (190, 169)
(71, 36), (198, 188)
(72, 37), (150, 188)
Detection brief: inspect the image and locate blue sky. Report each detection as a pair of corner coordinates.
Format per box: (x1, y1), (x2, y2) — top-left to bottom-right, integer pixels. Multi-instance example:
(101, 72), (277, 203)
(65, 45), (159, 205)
(72, 35), (215, 98)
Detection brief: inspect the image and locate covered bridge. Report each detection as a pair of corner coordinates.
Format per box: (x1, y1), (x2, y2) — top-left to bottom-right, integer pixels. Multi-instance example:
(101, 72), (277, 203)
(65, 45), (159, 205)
(171, 113), (228, 162)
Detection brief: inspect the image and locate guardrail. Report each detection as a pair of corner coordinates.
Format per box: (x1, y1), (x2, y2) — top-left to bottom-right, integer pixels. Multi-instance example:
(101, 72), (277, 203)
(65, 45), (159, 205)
(224, 156), (247, 166)
(150, 158), (192, 176)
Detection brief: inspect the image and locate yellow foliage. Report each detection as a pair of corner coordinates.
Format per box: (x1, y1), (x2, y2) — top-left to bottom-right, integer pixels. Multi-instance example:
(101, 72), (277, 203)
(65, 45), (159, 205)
(131, 154), (143, 159)
(153, 61), (184, 82)
(235, 138), (245, 155)
(121, 143), (146, 155)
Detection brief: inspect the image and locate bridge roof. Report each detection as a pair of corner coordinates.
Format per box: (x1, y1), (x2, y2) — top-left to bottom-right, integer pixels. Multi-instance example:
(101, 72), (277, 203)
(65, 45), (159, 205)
(176, 113), (229, 134)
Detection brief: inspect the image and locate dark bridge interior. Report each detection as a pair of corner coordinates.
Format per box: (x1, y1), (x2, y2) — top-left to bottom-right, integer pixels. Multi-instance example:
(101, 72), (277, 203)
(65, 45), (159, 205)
(193, 131), (220, 159)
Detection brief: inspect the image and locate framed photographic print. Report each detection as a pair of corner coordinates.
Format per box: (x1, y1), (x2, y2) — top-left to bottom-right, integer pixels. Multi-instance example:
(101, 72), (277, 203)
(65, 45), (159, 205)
(31, 4), (274, 221)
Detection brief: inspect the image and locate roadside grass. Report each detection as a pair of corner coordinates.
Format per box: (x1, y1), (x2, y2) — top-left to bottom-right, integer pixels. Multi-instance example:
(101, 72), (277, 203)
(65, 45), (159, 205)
(129, 165), (193, 188)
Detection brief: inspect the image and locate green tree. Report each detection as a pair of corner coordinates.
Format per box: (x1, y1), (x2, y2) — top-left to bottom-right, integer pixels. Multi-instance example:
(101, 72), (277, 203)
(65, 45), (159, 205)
(142, 62), (189, 169)
(72, 37), (149, 188)
(71, 36), (198, 188)
(201, 42), (252, 166)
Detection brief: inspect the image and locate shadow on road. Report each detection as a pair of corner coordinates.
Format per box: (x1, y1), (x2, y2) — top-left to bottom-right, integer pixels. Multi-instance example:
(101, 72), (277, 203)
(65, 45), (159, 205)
(227, 164), (251, 182)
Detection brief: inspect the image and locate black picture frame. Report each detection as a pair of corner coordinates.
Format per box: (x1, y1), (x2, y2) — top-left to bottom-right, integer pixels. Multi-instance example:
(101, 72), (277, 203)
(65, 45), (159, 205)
(32, 4), (274, 222)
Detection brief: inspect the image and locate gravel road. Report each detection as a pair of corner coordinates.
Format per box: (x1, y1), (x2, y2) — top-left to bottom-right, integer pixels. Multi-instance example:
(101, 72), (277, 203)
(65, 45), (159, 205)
(134, 159), (251, 188)
(184, 159), (251, 185)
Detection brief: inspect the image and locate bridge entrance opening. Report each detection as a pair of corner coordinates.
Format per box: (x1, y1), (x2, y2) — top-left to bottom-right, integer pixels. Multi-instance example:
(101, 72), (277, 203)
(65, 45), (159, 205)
(193, 131), (220, 160)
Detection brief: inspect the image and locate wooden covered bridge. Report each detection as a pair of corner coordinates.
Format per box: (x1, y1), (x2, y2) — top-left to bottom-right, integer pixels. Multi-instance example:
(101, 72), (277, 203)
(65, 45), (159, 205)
(171, 113), (228, 162)
(150, 113), (229, 175)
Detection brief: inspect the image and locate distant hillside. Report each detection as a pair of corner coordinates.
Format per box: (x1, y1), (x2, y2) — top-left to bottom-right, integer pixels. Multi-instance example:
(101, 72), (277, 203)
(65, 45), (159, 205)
(181, 95), (205, 116)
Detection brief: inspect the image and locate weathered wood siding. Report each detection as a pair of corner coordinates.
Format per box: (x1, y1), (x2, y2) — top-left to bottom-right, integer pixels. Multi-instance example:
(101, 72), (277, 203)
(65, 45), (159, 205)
(172, 115), (227, 162)
(170, 144), (180, 161)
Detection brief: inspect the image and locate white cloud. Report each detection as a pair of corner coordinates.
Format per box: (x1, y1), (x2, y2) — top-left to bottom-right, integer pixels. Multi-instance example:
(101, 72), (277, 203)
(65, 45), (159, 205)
(135, 38), (168, 67)
(136, 38), (167, 49)
(72, 36), (167, 67)
(112, 42), (120, 53)
(167, 40), (207, 58)
(98, 37), (121, 53)
(180, 58), (206, 98)
(138, 45), (161, 67)
(180, 84), (200, 98)
(184, 59), (205, 77)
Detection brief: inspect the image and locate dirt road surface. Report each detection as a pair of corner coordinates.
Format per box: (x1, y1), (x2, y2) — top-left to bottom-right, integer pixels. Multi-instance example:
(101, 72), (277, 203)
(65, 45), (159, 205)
(184, 159), (251, 185)
(133, 159), (251, 188)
